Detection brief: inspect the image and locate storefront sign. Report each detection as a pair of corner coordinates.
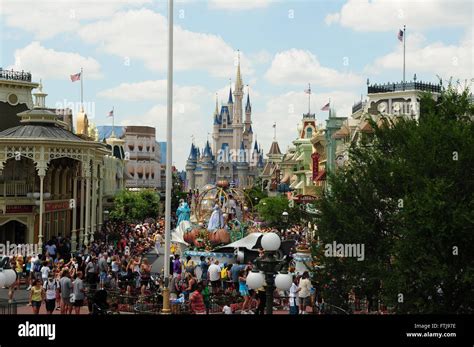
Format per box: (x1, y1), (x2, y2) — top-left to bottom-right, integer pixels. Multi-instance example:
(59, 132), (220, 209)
(312, 152), (320, 180)
(3, 205), (33, 214)
(294, 194), (318, 204)
(44, 201), (70, 212)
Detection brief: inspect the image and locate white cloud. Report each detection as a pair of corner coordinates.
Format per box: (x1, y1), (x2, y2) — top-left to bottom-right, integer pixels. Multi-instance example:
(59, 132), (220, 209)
(208, 0), (273, 10)
(265, 49), (363, 88)
(78, 9), (254, 78)
(8, 41), (102, 80)
(253, 90), (358, 156)
(325, 0), (472, 32)
(1, 0), (151, 39)
(366, 30), (473, 81)
(98, 80), (209, 103)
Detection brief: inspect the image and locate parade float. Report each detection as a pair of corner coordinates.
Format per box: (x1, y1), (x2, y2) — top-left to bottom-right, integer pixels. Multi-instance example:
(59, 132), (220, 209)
(171, 180), (261, 264)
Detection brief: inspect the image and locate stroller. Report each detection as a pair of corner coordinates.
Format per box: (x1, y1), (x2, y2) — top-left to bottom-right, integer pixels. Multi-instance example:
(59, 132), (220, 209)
(91, 289), (110, 315)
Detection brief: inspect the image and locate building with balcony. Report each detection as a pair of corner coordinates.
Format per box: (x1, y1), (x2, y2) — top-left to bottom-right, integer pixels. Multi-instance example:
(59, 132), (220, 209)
(324, 77), (442, 186)
(0, 73), (125, 250)
(98, 125), (163, 193)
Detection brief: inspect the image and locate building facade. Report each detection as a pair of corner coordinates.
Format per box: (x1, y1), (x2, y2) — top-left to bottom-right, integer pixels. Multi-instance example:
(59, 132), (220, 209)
(186, 58), (264, 190)
(0, 71), (125, 250)
(98, 125), (164, 193)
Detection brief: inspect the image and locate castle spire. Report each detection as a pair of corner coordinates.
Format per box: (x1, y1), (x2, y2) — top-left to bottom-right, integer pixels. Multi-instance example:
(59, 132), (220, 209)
(235, 50), (243, 90)
(214, 93), (219, 115)
(228, 79), (233, 104)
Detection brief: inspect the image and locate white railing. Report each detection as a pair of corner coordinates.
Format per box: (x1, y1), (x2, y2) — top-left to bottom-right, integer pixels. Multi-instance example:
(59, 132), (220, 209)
(0, 182), (34, 197)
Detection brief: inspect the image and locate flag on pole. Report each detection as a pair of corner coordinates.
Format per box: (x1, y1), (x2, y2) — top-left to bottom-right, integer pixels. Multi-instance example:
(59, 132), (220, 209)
(304, 87), (311, 94)
(108, 109), (114, 117)
(321, 102), (330, 111)
(70, 72), (81, 82)
(272, 122), (276, 128)
(397, 29), (404, 42)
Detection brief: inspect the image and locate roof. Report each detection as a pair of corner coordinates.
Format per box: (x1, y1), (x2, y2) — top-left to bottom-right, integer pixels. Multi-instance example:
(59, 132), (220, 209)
(268, 141), (282, 155)
(0, 124), (86, 142)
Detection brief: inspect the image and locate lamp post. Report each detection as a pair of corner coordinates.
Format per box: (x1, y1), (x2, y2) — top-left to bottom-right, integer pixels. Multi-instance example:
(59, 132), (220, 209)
(246, 232), (292, 314)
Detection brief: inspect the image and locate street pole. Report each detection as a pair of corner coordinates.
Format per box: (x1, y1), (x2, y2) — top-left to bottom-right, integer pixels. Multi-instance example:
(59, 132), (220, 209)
(162, 0), (173, 315)
(265, 271), (275, 315)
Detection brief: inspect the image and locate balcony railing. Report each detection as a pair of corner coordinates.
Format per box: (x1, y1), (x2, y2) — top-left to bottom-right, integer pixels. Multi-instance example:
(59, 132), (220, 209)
(0, 68), (32, 82)
(0, 182), (34, 197)
(368, 81), (441, 94)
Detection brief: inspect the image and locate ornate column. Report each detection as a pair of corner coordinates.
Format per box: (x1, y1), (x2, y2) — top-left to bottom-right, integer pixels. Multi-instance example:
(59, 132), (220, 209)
(79, 174), (85, 249)
(71, 166), (78, 252)
(37, 164), (48, 251)
(90, 163), (97, 243)
(98, 165), (104, 230)
(84, 164), (91, 247)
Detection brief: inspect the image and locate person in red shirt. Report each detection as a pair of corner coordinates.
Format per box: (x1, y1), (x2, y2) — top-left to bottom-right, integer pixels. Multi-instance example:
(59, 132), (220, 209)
(189, 283), (206, 314)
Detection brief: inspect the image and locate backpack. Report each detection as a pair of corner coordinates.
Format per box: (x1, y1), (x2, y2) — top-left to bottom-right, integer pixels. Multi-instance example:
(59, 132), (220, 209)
(220, 267), (228, 280)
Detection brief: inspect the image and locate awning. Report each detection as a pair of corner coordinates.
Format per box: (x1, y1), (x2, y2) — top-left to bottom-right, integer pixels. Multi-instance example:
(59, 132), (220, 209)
(315, 170), (326, 181)
(215, 233), (263, 251)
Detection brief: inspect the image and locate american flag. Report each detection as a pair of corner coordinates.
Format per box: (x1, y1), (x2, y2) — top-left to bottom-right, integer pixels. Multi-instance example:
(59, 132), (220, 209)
(108, 109), (114, 117)
(397, 29), (404, 42)
(321, 102), (330, 111)
(70, 72), (81, 82)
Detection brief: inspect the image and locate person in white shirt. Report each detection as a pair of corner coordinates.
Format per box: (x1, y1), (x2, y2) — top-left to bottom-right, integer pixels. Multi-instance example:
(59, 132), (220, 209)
(298, 271), (313, 314)
(289, 276), (301, 315)
(208, 260), (221, 294)
(43, 275), (58, 314)
(40, 262), (51, 281)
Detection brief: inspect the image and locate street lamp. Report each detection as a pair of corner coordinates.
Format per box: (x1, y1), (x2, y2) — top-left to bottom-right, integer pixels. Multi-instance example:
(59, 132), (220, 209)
(282, 211), (289, 223)
(247, 232), (292, 314)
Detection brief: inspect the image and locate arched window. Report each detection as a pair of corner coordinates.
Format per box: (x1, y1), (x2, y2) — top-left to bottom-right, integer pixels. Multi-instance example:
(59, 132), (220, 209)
(306, 127), (313, 138)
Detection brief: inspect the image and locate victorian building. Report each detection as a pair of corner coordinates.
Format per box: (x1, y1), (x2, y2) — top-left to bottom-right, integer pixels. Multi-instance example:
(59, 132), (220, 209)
(186, 57), (264, 190)
(0, 70), (125, 250)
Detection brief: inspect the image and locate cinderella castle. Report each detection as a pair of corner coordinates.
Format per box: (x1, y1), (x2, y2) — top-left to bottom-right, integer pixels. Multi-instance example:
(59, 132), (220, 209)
(185, 56), (264, 190)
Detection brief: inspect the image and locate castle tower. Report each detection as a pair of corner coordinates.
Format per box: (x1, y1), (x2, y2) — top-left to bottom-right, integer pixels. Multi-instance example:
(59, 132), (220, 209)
(185, 143), (197, 190)
(232, 52), (244, 156)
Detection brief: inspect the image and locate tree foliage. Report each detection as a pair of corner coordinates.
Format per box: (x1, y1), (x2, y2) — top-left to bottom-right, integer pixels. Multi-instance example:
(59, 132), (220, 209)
(110, 189), (160, 223)
(316, 84), (474, 313)
(256, 195), (302, 229)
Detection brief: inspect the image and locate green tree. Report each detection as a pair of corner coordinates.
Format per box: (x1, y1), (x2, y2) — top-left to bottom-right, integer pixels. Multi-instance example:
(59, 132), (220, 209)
(256, 195), (302, 229)
(316, 84), (474, 313)
(110, 189), (160, 223)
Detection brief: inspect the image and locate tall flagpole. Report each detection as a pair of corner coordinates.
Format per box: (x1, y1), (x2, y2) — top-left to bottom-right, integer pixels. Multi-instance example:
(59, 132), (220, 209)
(308, 83), (311, 114)
(162, 0), (173, 314)
(80, 67), (84, 111)
(403, 25), (406, 87)
(111, 106), (115, 137)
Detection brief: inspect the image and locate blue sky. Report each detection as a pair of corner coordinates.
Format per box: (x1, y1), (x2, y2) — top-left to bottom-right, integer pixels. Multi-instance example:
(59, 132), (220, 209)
(1, 0), (472, 169)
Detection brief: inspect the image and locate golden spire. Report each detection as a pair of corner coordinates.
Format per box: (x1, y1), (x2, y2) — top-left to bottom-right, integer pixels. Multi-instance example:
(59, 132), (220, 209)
(235, 50), (243, 90)
(215, 93), (219, 115)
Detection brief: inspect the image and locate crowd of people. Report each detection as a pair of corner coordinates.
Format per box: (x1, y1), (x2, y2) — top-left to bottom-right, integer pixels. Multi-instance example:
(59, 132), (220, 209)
(4, 219), (165, 314)
(2, 216), (321, 315)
